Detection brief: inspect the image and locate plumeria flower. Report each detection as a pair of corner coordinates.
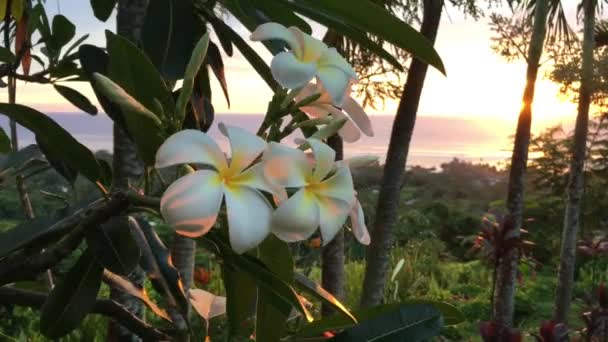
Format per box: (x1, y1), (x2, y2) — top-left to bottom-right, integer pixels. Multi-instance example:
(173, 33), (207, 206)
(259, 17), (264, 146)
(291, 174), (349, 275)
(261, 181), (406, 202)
(250, 22), (357, 106)
(296, 83), (373, 143)
(263, 138), (370, 245)
(155, 124), (276, 254)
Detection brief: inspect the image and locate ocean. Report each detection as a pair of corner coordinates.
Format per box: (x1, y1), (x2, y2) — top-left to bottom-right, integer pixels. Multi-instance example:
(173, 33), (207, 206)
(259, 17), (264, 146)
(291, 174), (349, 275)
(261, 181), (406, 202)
(0, 112), (515, 168)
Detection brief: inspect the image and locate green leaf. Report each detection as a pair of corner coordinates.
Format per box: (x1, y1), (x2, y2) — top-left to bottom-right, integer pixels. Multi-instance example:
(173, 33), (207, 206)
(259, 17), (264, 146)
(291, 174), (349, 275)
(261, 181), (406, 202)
(51, 15), (76, 51)
(294, 273), (357, 325)
(103, 270), (171, 321)
(36, 136), (78, 185)
(0, 127), (10, 153)
(142, 0), (206, 80)
(92, 73), (164, 165)
(176, 33), (210, 123)
(106, 30), (174, 119)
(219, 20), (278, 90)
(281, 0), (446, 75)
(329, 303), (443, 341)
(207, 42), (230, 107)
(90, 0), (116, 22)
(54, 85), (98, 115)
(298, 303), (444, 339)
(0, 104), (100, 183)
(11, 0), (23, 21)
(403, 300), (465, 326)
(257, 236), (295, 342)
(0, 217), (57, 258)
(86, 222), (141, 276)
(222, 259), (257, 338)
(208, 18), (234, 57)
(40, 249), (103, 338)
(249, 0), (312, 34)
(0, 47), (16, 63)
(134, 217), (189, 315)
(0, 144), (43, 172)
(78, 44), (127, 131)
(63, 34), (89, 58)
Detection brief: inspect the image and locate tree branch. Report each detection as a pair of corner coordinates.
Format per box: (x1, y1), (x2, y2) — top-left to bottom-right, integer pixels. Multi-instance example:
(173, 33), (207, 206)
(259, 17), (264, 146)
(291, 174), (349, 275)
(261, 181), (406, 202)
(0, 286), (170, 340)
(0, 192), (135, 285)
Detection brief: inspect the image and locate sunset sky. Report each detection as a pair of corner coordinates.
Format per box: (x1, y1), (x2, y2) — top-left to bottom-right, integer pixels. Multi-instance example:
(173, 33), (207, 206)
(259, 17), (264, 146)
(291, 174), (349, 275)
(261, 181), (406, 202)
(2, 1), (592, 135)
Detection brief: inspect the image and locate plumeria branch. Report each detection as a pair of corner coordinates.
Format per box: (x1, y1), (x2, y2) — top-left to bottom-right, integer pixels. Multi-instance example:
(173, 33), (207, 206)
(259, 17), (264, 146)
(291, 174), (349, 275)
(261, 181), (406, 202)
(0, 191), (161, 286)
(0, 286), (171, 340)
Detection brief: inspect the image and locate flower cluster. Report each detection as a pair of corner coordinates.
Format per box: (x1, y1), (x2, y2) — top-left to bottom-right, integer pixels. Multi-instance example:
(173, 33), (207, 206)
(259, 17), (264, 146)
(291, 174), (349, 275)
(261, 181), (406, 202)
(156, 22), (372, 254)
(156, 127), (369, 253)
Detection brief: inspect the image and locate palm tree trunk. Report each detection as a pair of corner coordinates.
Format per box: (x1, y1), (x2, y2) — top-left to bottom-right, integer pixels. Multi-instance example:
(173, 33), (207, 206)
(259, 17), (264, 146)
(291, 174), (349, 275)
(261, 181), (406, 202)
(107, 1), (148, 340)
(493, 0), (549, 327)
(322, 134), (345, 316)
(359, 0), (443, 307)
(554, 0), (596, 324)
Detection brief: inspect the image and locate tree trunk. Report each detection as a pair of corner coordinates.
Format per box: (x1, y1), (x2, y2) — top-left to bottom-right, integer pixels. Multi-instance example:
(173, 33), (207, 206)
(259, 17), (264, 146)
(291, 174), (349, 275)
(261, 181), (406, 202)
(554, 0), (595, 324)
(107, 1), (148, 341)
(493, 0), (549, 327)
(322, 135), (345, 317)
(359, 0), (443, 308)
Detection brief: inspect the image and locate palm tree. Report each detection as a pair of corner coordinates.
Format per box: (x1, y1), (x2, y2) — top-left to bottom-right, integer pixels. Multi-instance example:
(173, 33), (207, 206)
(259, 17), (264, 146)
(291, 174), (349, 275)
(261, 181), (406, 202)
(360, 0), (444, 307)
(492, 0), (550, 327)
(554, 0), (597, 324)
(107, 1), (148, 340)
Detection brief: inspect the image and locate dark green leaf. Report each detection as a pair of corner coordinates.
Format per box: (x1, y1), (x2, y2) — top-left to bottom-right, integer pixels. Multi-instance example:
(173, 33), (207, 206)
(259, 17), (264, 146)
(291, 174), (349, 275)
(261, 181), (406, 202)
(78, 44), (127, 130)
(208, 20), (234, 57)
(294, 273), (357, 324)
(222, 259), (257, 338)
(403, 299), (465, 326)
(329, 303), (443, 342)
(86, 222), (141, 276)
(63, 34), (89, 58)
(0, 104), (100, 183)
(90, 0), (116, 22)
(106, 30), (174, 118)
(222, 0), (284, 54)
(207, 42), (230, 107)
(142, 0), (206, 80)
(0, 127), (10, 153)
(40, 249), (103, 338)
(250, 0), (312, 34)
(96, 157), (112, 187)
(0, 47), (15, 63)
(0, 217), (57, 258)
(176, 33), (210, 122)
(51, 15), (76, 51)
(36, 135), (78, 184)
(49, 60), (80, 80)
(54, 84), (98, 115)
(92, 73), (164, 165)
(218, 19), (278, 90)
(103, 270), (171, 321)
(282, 0), (446, 74)
(257, 235), (294, 342)
(134, 217), (189, 315)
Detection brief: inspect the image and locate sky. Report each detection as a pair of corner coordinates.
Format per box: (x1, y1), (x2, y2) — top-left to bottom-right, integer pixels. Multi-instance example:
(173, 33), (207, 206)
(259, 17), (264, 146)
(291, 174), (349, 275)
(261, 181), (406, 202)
(0, 0), (594, 136)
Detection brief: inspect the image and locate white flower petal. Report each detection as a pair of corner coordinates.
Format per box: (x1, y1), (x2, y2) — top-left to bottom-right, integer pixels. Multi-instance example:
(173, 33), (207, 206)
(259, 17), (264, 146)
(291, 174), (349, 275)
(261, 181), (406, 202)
(271, 52), (317, 89)
(224, 186), (272, 253)
(350, 199), (370, 245)
(306, 138), (335, 182)
(271, 189), (319, 242)
(219, 123), (266, 172)
(250, 22), (301, 56)
(155, 129), (227, 170)
(342, 97), (374, 137)
(315, 66), (352, 107)
(315, 164), (355, 204)
(263, 142), (310, 188)
(289, 27), (327, 62)
(318, 48), (357, 79)
(160, 170), (224, 238)
(189, 289), (227, 320)
(317, 196), (351, 245)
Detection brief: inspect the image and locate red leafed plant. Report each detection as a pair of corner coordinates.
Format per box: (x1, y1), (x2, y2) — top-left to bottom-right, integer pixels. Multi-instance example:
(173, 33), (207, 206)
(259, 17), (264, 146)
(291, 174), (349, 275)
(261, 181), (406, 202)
(581, 283), (608, 341)
(532, 320), (569, 342)
(479, 320), (523, 342)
